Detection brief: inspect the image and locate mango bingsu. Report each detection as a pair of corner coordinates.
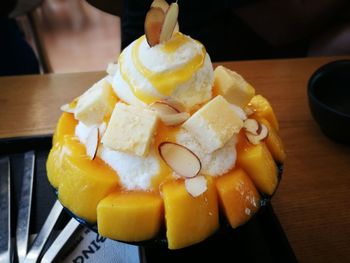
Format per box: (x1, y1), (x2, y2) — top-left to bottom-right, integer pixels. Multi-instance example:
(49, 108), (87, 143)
(47, 0), (285, 250)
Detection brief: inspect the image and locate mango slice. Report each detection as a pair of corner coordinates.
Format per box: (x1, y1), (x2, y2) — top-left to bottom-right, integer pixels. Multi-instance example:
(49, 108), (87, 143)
(216, 169), (260, 228)
(46, 143), (64, 188)
(162, 178), (219, 249)
(97, 191), (163, 242)
(48, 113), (78, 188)
(57, 136), (119, 222)
(53, 113), (77, 144)
(248, 95), (279, 131)
(259, 118), (286, 163)
(237, 143), (278, 195)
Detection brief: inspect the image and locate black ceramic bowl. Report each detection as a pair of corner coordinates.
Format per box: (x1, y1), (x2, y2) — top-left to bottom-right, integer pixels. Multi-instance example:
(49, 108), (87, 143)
(308, 60), (350, 145)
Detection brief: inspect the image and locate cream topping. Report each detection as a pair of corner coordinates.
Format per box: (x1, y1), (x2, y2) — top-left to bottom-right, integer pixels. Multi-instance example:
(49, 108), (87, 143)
(111, 33), (213, 109)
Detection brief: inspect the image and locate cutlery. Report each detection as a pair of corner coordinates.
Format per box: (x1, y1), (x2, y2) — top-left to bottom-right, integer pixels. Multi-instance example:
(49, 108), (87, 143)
(24, 200), (63, 263)
(0, 157), (11, 263)
(41, 219), (81, 263)
(16, 151), (35, 263)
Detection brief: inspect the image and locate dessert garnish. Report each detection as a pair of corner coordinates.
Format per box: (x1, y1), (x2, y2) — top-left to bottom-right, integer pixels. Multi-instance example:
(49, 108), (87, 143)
(244, 119), (269, 145)
(145, 1), (179, 46)
(159, 142), (201, 178)
(243, 118), (259, 135)
(149, 100), (180, 114)
(159, 2), (179, 42)
(159, 112), (190, 126)
(86, 127), (99, 160)
(144, 7), (165, 47)
(149, 101), (189, 126)
(151, 0), (179, 32)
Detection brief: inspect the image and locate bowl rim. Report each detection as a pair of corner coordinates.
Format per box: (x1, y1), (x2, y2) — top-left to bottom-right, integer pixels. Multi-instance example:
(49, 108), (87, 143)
(307, 59), (350, 119)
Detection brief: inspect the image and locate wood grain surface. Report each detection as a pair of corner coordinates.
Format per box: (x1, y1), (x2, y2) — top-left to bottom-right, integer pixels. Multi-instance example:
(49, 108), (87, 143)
(1, 56), (350, 262)
(0, 71), (104, 138)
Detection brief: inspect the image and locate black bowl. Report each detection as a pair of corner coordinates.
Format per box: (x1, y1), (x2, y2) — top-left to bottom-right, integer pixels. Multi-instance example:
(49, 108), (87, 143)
(308, 60), (350, 145)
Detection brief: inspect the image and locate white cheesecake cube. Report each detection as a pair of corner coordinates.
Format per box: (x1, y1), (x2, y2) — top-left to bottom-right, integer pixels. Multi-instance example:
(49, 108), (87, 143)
(102, 102), (158, 157)
(74, 79), (117, 126)
(214, 66), (255, 108)
(182, 95), (243, 153)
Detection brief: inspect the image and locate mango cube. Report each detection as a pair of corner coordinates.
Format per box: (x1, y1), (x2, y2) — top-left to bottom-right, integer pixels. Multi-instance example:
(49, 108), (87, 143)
(74, 79), (117, 126)
(97, 191), (163, 242)
(183, 95), (243, 153)
(57, 136), (119, 222)
(237, 143), (278, 195)
(162, 178), (219, 249)
(216, 169), (260, 228)
(248, 95), (279, 130)
(102, 102), (158, 157)
(48, 113), (78, 188)
(259, 118), (286, 163)
(46, 143), (64, 189)
(53, 112), (77, 144)
(214, 66), (255, 108)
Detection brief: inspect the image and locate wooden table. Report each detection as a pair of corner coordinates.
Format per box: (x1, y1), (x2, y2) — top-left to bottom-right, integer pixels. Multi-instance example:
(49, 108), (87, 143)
(1, 56), (350, 262)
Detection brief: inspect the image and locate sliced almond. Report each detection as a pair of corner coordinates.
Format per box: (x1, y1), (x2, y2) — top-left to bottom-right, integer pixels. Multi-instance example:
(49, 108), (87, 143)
(149, 101), (189, 126)
(98, 122), (107, 138)
(151, 0), (169, 12)
(243, 119), (259, 135)
(86, 127), (99, 160)
(145, 7), (165, 47)
(159, 2), (179, 43)
(245, 132), (260, 145)
(173, 22), (179, 34)
(159, 142), (201, 178)
(149, 101), (179, 115)
(185, 176), (207, 197)
(259, 124), (269, 139)
(161, 112), (190, 126)
(151, 0), (179, 35)
(246, 123), (269, 145)
(163, 98), (186, 112)
(60, 103), (75, 114)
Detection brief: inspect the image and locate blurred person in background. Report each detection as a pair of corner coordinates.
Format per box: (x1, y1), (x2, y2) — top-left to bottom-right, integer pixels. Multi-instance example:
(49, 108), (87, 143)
(0, 0), (40, 76)
(88, 0), (350, 62)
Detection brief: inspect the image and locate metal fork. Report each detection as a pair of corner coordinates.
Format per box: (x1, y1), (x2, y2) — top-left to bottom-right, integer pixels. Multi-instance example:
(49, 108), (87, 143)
(24, 200), (63, 263)
(16, 151), (65, 263)
(1, 149), (78, 263)
(16, 151), (35, 263)
(0, 157), (11, 263)
(40, 219), (81, 263)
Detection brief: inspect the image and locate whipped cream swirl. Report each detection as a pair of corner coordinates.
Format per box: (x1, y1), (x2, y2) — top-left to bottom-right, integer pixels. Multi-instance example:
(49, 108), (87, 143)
(111, 33), (214, 110)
